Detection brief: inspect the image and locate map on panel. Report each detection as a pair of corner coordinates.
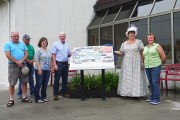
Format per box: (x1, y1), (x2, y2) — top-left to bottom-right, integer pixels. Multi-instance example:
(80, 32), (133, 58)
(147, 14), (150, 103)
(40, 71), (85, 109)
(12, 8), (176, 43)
(69, 46), (115, 70)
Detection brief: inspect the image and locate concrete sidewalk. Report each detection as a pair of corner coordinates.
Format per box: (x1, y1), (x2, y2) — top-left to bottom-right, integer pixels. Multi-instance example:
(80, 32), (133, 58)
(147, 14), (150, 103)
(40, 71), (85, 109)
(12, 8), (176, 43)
(0, 86), (180, 120)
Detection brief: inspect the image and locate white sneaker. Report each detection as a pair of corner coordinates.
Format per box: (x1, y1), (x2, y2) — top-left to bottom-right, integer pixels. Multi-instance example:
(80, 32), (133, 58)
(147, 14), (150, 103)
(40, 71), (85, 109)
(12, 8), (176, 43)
(42, 99), (49, 102)
(150, 101), (160, 105)
(16, 95), (22, 99)
(146, 99), (151, 102)
(35, 99), (44, 103)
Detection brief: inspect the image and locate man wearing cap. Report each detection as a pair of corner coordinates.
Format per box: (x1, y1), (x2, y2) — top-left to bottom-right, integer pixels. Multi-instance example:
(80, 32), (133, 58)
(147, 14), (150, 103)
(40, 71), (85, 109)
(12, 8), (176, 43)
(17, 34), (35, 99)
(4, 31), (32, 107)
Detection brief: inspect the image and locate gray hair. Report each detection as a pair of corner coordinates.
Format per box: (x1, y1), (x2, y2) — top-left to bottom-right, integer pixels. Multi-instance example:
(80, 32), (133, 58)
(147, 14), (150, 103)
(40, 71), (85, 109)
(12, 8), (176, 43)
(11, 31), (19, 36)
(59, 32), (66, 36)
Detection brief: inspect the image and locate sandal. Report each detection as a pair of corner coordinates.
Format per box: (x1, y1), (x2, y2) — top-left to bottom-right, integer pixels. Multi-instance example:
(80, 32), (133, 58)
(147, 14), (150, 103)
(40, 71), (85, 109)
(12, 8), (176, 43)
(7, 100), (14, 107)
(21, 98), (32, 103)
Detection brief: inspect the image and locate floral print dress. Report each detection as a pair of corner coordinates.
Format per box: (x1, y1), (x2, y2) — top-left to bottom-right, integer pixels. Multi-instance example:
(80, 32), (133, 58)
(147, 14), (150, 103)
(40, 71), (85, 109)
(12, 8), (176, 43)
(117, 39), (148, 97)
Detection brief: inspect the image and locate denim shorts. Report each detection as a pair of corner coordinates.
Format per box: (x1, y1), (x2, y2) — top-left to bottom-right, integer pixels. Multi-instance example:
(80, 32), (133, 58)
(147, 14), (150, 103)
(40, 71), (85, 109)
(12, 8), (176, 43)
(8, 64), (29, 86)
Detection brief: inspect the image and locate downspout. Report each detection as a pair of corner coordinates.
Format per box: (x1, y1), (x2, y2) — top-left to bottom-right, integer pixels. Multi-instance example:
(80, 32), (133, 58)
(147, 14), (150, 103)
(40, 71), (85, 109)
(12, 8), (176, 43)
(3, 0), (10, 40)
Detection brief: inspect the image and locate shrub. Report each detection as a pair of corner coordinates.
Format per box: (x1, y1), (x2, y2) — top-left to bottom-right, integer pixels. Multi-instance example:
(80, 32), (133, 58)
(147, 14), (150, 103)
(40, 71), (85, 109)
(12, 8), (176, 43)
(68, 71), (119, 92)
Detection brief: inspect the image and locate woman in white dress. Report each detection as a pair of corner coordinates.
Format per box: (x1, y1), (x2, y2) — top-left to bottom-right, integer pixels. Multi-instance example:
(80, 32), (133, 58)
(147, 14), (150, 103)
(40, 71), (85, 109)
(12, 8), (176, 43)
(115, 25), (148, 97)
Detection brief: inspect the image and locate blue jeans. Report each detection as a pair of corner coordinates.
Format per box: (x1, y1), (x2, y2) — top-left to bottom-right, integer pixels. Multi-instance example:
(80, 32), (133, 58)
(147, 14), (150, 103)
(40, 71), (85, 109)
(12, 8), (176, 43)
(53, 62), (68, 96)
(145, 66), (161, 102)
(17, 63), (35, 96)
(34, 69), (50, 101)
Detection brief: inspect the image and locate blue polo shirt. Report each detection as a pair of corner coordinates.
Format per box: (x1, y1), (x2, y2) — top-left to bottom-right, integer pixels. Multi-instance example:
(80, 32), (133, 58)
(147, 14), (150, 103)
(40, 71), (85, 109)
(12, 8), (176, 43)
(52, 41), (70, 62)
(4, 40), (28, 63)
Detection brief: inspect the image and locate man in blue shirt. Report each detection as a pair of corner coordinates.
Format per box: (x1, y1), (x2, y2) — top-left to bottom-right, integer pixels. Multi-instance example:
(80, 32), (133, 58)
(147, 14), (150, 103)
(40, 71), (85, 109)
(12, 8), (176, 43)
(4, 31), (32, 107)
(52, 32), (71, 100)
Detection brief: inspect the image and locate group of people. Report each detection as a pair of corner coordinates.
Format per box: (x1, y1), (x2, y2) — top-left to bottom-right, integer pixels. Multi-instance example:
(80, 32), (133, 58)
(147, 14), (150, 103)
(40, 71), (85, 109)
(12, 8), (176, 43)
(4, 25), (166, 107)
(115, 25), (166, 105)
(4, 31), (71, 107)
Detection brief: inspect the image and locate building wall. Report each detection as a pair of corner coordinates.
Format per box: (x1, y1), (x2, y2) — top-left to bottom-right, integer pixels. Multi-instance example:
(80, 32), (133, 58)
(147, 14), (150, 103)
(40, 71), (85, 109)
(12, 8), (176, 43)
(0, 1), (9, 89)
(0, 0), (97, 89)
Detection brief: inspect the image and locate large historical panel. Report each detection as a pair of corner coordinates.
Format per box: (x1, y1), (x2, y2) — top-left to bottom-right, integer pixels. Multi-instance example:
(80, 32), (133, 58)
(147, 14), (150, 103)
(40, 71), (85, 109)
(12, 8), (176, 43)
(69, 46), (115, 70)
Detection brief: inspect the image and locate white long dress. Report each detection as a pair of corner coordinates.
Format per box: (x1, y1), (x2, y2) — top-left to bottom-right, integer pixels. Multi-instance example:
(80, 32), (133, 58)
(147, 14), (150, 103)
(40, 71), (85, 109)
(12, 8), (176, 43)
(117, 39), (148, 97)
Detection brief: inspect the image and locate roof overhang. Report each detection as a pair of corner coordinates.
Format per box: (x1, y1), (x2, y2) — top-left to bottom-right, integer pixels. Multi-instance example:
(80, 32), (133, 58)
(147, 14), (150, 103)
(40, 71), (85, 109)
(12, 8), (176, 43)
(94, 0), (136, 12)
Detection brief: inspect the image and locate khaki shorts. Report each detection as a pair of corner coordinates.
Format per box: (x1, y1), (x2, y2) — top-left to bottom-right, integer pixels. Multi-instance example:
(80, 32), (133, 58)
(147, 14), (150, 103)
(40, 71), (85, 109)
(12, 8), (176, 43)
(8, 64), (29, 86)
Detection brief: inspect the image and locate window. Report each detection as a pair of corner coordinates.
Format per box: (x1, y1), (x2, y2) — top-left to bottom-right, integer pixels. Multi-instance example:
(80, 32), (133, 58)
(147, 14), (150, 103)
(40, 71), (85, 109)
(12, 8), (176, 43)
(115, 4), (135, 21)
(151, 0), (176, 14)
(150, 14), (172, 64)
(88, 29), (99, 46)
(132, 0), (154, 18)
(100, 26), (113, 45)
(174, 12), (180, 63)
(87, 0), (180, 66)
(89, 11), (107, 27)
(101, 7), (120, 24)
(131, 19), (148, 45)
(114, 23), (128, 68)
(174, 0), (180, 9)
